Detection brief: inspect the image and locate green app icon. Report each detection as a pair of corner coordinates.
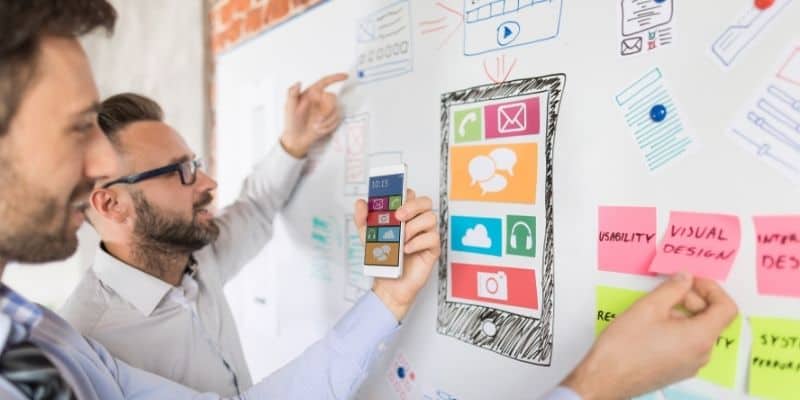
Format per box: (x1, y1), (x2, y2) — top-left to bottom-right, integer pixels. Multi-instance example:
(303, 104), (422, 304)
(389, 195), (402, 211)
(453, 108), (482, 143)
(366, 227), (378, 242)
(506, 215), (535, 257)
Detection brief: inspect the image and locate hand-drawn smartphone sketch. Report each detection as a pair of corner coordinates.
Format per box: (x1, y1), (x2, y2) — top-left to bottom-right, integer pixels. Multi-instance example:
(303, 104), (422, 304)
(463, 0), (564, 56)
(342, 114), (370, 196)
(356, 0), (414, 83)
(438, 74), (565, 365)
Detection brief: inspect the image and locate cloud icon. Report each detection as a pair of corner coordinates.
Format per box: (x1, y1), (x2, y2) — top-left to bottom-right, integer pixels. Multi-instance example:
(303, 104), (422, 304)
(382, 230), (397, 240)
(461, 224), (492, 248)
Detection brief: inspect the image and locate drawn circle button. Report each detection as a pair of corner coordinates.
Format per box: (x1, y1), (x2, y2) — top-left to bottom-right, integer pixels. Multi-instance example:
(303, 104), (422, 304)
(649, 104), (667, 123)
(481, 319), (497, 337)
(497, 21), (521, 46)
(755, 0), (774, 10)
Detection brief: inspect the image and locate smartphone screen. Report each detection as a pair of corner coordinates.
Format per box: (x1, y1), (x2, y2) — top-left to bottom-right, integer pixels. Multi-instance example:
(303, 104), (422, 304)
(364, 171), (405, 269)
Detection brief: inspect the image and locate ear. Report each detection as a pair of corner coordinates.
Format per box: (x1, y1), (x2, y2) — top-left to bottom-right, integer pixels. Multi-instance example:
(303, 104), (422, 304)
(89, 188), (129, 224)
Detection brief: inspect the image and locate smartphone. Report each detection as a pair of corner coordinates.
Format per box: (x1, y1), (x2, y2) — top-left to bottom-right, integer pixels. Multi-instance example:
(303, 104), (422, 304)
(363, 164), (407, 278)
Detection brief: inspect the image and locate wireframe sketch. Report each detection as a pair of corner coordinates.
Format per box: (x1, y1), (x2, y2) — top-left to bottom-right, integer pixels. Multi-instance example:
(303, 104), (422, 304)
(438, 74), (565, 365)
(463, 0), (564, 56)
(356, 0), (414, 83)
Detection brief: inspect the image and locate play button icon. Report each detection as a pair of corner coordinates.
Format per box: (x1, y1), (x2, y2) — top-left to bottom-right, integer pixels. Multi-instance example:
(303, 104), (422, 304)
(497, 21), (520, 46)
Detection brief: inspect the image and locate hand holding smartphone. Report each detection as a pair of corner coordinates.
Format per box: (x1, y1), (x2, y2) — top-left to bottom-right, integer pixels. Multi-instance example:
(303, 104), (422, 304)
(363, 164), (407, 278)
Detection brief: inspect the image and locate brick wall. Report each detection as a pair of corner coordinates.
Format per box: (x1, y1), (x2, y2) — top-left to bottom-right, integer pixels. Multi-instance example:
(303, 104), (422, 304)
(210, 0), (324, 54)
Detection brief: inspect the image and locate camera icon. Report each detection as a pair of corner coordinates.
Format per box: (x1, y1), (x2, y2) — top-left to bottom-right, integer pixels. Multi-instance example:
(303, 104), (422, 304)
(476, 271), (508, 301)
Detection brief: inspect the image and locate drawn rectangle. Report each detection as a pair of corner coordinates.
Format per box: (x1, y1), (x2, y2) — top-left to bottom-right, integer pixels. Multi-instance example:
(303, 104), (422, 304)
(484, 96), (542, 138)
(463, 0), (563, 56)
(710, 0), (792, 68)
(356, 0), (413, 83)
(730, 44), (800, 183)
(343, 114), (369, 196)
(618, 0), (674, 57)
(438, 74), (565, 365)
(451, 215), (503, 257)
(614, 67), (693, 172)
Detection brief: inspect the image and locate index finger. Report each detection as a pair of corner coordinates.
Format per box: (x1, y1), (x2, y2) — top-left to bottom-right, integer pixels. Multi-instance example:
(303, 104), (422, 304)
(311, 73), (349, 91)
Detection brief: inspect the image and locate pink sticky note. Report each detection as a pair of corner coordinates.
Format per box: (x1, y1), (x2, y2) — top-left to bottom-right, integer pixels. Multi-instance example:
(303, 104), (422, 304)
(753, 216), (800, 298)
(649, 212), (741, 281)
(597, 206), (657, 276)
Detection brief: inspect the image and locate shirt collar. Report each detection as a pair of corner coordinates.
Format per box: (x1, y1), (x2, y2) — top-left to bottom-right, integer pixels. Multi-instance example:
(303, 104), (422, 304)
(0, 284), (43, 344)
(92, 244), (174, 317)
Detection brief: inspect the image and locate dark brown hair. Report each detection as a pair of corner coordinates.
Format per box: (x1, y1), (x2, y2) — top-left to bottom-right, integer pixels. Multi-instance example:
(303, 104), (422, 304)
(0, 0), (117, 135)
(98, 93), (164, 146)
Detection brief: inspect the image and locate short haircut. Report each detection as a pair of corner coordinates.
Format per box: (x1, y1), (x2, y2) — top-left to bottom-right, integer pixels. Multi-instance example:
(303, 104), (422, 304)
(0, 0), (117, 135)
(97, 93), (164, 147)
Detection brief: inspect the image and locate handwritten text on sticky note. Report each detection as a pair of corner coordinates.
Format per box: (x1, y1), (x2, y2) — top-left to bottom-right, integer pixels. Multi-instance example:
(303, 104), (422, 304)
(598, 206), (657, 276)
(595, 286), (646, 336)
(697, 315), (742, 389)
(753, 216), (800, 298)
(749, 317), (800, 400)
(649, 212), (741, 281)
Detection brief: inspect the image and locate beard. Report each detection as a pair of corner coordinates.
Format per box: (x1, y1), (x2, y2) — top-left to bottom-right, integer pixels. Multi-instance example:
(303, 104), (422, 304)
(0, 157), (91, 263)
(131, 190), (220, 254)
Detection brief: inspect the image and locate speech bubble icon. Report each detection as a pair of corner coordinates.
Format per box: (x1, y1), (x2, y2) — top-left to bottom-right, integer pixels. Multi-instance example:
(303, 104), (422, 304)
(468, 155), (496, 185)
(489, 148), (517, 176)
(479, 174), (507, 195)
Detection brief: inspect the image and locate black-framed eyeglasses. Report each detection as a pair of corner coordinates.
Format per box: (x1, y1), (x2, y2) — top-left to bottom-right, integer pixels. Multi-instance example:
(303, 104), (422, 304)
(102, 158), (204, 189)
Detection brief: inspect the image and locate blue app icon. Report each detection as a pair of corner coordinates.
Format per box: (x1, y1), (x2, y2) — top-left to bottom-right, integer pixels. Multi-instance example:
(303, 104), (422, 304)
(450, 215), (502, 257)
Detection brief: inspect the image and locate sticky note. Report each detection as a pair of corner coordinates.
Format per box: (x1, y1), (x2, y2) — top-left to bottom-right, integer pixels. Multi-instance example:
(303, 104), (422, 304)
(749, 317), (800, 400)
(597, 206), (657, 276)
(753, 216), (800, 298)
(697, 315), (742, 389)
(649, 212), (741, 281)
(595, 286), (646, 336)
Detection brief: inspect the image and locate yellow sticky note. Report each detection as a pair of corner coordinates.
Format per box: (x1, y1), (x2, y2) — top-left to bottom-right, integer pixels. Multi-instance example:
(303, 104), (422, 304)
(697, 315), (742, 388)
(749, 317), (800, 400)
(595, 286), (646, 337)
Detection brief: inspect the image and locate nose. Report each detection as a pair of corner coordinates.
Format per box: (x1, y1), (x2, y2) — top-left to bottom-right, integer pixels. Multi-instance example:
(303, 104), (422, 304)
(195, 169), (218, 192)
(84, 124), (120, 183)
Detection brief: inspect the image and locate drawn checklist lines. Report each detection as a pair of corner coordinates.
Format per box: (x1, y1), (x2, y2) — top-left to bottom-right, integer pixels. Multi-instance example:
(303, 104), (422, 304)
(615, 68), (692, 172)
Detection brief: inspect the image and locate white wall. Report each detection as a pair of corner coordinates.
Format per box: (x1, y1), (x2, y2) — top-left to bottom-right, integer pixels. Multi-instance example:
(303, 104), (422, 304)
(4, 0), (208, 309)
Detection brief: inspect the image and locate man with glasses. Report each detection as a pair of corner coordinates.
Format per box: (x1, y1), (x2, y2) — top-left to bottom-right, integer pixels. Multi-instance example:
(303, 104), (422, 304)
(58, 89), (445, 396)
(0, 1), (737, 399)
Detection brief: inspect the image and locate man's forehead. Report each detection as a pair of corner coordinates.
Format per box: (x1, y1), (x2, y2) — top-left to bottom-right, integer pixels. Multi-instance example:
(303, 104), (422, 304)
(117, 121), (192, 168)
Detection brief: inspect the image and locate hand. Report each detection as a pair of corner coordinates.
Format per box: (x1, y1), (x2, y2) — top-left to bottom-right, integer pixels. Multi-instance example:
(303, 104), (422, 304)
(280, 72), (348, 158)
(353, 189), (440, 321)
(561, 273), (738, 400)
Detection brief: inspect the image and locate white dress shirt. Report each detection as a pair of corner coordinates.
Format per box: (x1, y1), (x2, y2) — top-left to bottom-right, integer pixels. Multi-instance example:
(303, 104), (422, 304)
(60, 142), (304, 396)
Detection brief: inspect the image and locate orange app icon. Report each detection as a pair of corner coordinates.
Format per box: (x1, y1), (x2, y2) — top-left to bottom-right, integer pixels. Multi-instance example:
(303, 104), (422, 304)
(449, 143), (538, 204)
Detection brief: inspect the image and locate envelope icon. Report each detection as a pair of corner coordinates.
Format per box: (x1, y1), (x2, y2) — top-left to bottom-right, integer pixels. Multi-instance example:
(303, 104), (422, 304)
(621, 37), (643, 56)
(497, 102), (527, 133)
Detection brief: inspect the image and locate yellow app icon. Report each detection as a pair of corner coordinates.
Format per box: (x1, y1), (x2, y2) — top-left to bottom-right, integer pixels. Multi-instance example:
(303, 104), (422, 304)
(449, 143), (538, 204)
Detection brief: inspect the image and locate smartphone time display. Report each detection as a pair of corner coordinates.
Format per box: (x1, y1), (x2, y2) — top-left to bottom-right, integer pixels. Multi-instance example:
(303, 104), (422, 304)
(364, 173), (404, 267)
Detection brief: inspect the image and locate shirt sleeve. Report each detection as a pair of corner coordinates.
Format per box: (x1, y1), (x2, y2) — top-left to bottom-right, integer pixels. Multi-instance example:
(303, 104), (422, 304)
(204, 141), (306, 284)
(105, 291), (399, 400)
(538, 386), (583, 400)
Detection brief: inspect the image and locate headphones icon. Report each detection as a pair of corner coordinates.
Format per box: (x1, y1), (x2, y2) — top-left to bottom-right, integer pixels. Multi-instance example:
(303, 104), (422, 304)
(510, 221), (533, 250)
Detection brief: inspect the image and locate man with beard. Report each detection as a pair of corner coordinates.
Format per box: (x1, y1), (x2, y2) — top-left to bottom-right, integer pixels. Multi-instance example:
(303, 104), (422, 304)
(0, 1), (737, 399)
(58, 85), (430, 396)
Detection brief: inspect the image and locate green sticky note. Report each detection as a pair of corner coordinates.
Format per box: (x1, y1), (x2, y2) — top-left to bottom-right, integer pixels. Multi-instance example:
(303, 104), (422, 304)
(697, 315), (742, 388)
(453, 108), (482, 143)
(749, 317), (800, 400)
(595, 286), (646, 337)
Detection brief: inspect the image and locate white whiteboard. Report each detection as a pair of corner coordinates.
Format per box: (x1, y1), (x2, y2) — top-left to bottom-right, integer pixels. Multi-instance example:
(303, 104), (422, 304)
(215, 1), (800, 399)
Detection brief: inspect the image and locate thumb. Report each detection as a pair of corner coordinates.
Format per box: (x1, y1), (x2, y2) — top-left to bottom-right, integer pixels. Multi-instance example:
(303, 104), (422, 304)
(638, 272), (694, 316)
(285, 82), (301, 112)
